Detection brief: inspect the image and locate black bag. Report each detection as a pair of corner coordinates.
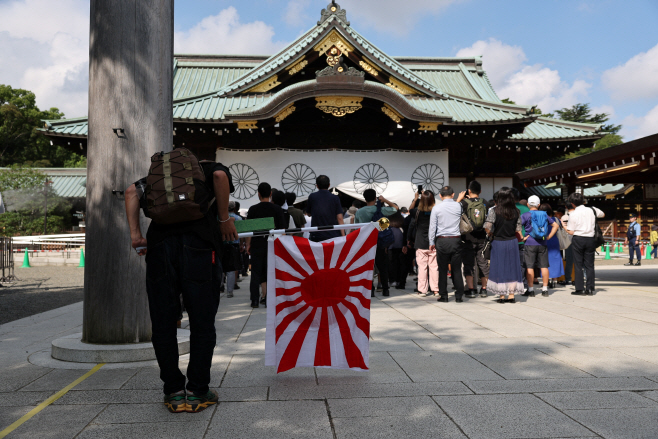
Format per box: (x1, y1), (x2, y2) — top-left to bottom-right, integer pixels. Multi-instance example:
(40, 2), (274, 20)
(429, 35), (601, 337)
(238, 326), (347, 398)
(407, 210), (420, 244)
(480, 212), (500, 261)
(590, 207), (606, 248)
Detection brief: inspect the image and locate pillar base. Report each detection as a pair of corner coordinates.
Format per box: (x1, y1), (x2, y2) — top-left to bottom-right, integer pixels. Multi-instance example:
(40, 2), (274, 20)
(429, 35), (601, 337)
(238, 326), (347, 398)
(51, 330), (190, 363)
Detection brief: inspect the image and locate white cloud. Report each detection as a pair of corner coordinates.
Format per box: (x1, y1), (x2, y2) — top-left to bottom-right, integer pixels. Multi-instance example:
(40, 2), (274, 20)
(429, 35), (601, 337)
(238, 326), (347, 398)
(456, 38), (591, 112)
(346, 0), (460, 34)
(284, 0), (312, 27)
(621, 104), (658, 140)
(174, 7), (286, 55)
(0, 0), (89, 118)
(602, 43), (658, 101)
(456, 38), (526, 90)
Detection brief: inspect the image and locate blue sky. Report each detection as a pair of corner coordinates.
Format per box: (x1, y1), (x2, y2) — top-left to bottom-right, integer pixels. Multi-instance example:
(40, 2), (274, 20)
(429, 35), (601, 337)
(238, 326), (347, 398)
(1, 0), (657, 139)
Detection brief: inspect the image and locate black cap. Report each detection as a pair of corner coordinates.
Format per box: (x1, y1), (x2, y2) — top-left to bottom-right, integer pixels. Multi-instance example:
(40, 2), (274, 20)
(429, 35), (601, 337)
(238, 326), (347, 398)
(629, 212), (638, 218)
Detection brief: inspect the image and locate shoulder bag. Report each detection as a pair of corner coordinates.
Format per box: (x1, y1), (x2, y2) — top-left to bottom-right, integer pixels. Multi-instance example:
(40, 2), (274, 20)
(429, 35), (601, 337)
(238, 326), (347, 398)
(590, 207), (606, 248)
(556, 217), (572, 250)
(459, 205), (474, 234)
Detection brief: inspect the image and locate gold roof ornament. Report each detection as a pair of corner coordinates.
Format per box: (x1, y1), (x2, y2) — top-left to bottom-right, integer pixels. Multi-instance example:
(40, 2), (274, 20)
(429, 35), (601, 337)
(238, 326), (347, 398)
(237, 121), (258, 130)
(359, 58), (380, 77)
(386, 77), (422, 96)
(274, 104), (296, 123)
(243, 75), (281, 94)
(315, 96), (363, 117)
(314, 29), (355, 58)
(381, 104), (404, 123)
(419, 122), (441, 131)
(286, 56), (308, 76)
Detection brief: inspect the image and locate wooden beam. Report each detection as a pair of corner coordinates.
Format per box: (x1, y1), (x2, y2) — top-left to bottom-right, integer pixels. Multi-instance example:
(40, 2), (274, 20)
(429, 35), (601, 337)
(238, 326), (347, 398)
(83, 0), (174, 344)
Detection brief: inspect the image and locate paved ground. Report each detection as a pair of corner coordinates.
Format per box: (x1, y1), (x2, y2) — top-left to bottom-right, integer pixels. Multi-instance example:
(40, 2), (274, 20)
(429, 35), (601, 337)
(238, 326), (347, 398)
(0, 267), (84, 325)
(1, 263), (658, 438)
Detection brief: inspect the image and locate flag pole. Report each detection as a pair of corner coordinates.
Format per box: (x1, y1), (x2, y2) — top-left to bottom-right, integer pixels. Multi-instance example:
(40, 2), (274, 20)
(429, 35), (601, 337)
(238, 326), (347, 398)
(237, 220), (389, 239)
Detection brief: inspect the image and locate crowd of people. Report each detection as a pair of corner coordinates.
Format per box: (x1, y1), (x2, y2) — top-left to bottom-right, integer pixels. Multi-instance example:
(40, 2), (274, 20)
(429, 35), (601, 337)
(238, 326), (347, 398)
(226, 176), (609, 308)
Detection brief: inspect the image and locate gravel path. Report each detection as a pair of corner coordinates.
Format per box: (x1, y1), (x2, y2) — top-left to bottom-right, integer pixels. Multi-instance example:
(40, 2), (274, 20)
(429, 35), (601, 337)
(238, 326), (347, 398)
(0, 266), (84, 325)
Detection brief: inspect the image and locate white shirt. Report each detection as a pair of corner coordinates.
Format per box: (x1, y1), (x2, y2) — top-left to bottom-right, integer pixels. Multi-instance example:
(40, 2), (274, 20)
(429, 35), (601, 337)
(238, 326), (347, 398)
(567, 205), (604, 237)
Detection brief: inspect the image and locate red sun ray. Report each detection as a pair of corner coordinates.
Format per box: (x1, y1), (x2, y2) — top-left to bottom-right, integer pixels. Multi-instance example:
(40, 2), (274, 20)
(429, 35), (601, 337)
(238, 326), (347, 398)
(345, 259), (376, 278)
(293, 239), (320, 273)
(322, 241), (335, 270)
(275, 240), (311, 278)
(333, 230), (360, 270)
(277, 307), (319, 373)
(275, 269), (304, 283)
(276, 296), (304, 315)
(314, 307), (331, 367)
(346, 291), (371, 310)
(339, 300), (370, 338)
(276, 304), (310, 343)
(343, 231), (378, 272)
(332, 305), (367, 370)
(276, 286), (301, 298)
(351, 279), (375, 290)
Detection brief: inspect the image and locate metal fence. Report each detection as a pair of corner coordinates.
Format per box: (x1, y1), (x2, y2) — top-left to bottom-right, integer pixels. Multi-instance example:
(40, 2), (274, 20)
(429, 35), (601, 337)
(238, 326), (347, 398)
(0, 237), (16, 282)
(12, 234), (85, 262)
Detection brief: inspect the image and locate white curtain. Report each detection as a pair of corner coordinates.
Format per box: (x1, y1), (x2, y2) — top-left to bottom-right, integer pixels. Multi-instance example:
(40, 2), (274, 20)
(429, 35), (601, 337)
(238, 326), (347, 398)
(216, 149), (449, 209)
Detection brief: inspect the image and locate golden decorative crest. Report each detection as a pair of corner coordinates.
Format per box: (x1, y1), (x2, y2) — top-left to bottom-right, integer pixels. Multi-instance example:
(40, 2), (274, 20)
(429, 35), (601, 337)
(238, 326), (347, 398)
(315, 96), (363, 117)
(359, 59), (380, 77)
(237, 121), (258, 130)
(386, 77), (422, 96)
(377, 217), (390, 231)
(381, 104), (403, 123)
(274, 104), (296, 123)
(286, 57), (308, 76)
(313, 29), (355, 57)
(419, 122), (440, 131)
(244, 75), (281, 94)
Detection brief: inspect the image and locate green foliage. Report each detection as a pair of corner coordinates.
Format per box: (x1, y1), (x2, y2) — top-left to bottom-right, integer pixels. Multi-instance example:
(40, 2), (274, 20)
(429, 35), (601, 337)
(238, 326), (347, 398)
(0, 85), (86, 167)
(554, 103), (622, 134)
(0, 212), (66, 236)
(0, 166), (47, 192)
(501, 98), (516, 104)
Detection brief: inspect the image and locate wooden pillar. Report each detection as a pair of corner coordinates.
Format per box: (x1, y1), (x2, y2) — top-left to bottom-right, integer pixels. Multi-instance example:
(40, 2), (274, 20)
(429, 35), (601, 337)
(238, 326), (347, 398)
(83, 0), (174, 344)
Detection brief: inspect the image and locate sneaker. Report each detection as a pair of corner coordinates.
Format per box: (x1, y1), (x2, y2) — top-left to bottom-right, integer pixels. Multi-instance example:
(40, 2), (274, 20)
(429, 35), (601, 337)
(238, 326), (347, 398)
(233, 285), (240, 290)
(624, 262), (634, 266)
(260, 297), (267, 304)
(164, 390), (187, 413)
(251, 301), (259, 308)
(227, 293), (234, 298)
(479, 288), (487, 298)
(186, 389), (218, 413)
(541, 290), (549, 297)
(634, 262), (641, 266)
(466, 289), (477, 298)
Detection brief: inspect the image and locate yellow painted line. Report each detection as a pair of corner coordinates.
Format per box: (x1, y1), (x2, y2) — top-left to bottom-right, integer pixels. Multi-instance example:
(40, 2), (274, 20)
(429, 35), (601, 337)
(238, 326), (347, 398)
(0, 363), (105, 439)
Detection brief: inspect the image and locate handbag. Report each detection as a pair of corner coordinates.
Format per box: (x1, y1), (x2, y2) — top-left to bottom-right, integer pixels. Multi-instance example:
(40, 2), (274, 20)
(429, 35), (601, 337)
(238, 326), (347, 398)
(459, 205), (474, 234)
(556, 218), (572, 250)
(590, 207), (606, 248)
(407, 210), (420, 243)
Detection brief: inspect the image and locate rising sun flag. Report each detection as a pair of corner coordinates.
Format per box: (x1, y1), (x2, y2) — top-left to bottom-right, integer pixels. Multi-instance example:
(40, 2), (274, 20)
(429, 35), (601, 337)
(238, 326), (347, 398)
(265, 222), (378, 373)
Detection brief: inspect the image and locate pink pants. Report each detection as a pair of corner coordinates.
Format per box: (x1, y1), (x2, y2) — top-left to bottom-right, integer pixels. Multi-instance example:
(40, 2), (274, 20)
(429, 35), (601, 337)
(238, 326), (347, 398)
(416, 248), (438, 293)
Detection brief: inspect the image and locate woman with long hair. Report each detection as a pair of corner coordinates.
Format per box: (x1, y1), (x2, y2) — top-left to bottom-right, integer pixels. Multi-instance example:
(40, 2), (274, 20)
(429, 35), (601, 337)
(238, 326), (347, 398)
(483, 188), (524, 303)
(409, 190), (439, 296)
(539, 203), (565, 288)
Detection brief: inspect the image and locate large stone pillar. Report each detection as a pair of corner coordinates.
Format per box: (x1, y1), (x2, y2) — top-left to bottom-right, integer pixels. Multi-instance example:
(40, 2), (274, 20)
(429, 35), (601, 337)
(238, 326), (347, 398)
(83, 1), (174, 343)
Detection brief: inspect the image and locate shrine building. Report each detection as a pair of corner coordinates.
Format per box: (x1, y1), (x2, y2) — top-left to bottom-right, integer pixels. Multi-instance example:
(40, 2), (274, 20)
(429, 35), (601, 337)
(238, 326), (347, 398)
(41, 2), (606, 208)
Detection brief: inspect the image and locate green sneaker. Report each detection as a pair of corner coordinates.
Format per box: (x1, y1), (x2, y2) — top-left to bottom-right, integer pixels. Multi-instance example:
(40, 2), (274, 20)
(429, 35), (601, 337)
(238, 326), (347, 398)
(186, 389), (218, 413)
(163, 390), (187, 413)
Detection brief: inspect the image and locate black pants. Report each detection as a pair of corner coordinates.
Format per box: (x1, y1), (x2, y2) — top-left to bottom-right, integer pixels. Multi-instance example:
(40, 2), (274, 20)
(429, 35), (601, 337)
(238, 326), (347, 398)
(629, 238), (642, 263)
(436, 237), (464, 298)
(374, 247), (389, 290)
(388, 248), (407, 286)
(571, 235), (596, 291)
(249, 246), (268, 303)
(145, 234), (221, 395)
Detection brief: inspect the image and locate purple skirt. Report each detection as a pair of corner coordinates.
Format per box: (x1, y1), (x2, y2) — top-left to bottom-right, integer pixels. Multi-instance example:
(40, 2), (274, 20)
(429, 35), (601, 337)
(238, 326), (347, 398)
(488, 239), (524, 295)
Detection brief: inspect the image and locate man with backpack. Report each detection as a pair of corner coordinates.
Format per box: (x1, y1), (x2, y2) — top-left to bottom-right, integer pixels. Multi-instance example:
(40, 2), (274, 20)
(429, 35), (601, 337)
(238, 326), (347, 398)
(520, 195), (559, 297)
(124, 148), (237, 414)
(460, 181), (489, 298)
(355, 189), (399, 296)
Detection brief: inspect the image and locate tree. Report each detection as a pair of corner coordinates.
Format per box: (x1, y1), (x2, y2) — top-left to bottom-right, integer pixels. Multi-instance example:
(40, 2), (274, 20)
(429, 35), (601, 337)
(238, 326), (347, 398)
(554, 103), (621, 135)
(0, 85), (86, 167)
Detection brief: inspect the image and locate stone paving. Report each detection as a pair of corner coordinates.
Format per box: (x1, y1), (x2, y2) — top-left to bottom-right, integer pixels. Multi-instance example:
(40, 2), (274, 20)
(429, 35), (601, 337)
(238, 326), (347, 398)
(1, 264), (658, 438)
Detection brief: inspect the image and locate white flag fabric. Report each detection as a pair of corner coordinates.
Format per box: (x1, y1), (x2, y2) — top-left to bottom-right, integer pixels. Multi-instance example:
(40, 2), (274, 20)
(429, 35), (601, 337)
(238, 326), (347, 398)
(265, 223), (378, 373)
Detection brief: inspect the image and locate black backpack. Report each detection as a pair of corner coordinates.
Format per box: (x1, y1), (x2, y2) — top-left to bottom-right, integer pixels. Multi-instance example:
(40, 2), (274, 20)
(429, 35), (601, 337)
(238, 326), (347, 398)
(371, 200), (395, 248)
(590, 207), (606, 248)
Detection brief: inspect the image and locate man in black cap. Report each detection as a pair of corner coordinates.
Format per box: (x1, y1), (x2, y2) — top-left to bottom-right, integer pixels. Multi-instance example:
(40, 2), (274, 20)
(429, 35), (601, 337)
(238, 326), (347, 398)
(624, 213), (642, 266)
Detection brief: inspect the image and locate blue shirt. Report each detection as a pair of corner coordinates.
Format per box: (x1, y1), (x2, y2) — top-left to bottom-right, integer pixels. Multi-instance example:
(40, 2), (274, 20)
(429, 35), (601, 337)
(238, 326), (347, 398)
(306, 190), (343, 241)
(521, 211), (555, 246)
(629, 222), (641, 240)
(429, 198), (461, 238)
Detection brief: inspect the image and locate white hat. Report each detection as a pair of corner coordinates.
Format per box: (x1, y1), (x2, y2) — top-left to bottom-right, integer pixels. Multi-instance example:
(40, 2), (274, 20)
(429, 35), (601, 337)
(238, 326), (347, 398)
(528, 195), (541, 207)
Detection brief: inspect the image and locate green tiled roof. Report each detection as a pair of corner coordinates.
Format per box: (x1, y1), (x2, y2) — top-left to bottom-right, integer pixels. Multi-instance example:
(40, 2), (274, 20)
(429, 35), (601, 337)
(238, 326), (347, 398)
(0, 168), (87, 198)
(173, 93), (272, 121)
(42, 117), (88, 137)
(410, 96), (533, 124)
(174, 61), (254, 100)
(524, 183), (625, 198)
(508, 117), (602, 142)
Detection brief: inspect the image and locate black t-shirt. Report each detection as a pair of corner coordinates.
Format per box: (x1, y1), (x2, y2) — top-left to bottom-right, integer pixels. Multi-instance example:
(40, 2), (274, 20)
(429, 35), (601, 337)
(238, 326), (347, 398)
(135, 161), (234, 253)
(247, 202), (287, 252)
(307, 190), (343, 241)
